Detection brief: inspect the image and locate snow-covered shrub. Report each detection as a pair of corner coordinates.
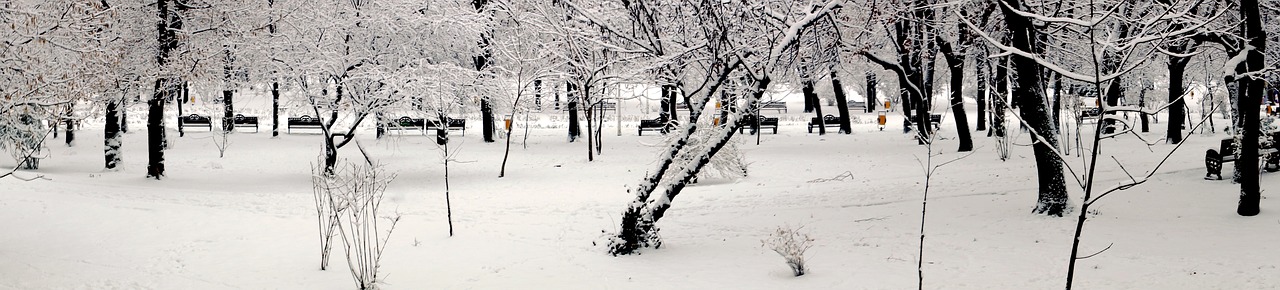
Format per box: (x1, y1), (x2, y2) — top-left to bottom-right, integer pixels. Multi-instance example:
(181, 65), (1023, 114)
(0, 113), (51, 169)
(329, 161), (399, 290)
(762, 225), (815, 277)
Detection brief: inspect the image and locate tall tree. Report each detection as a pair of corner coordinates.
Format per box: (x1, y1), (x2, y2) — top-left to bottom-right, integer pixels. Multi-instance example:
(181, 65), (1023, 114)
(1000, 0), (1068, 216)
(148, 0), (187, 179)
(1236, 0), (1266, 216)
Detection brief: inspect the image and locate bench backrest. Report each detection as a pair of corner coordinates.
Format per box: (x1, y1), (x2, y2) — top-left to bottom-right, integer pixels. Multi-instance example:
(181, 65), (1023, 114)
(1221, 138), (1237, 156)
(182, 114), (211, 124)
(289, 115), (323, 125)
(233, 114), (258, 124)
(393, 116), (425, 127)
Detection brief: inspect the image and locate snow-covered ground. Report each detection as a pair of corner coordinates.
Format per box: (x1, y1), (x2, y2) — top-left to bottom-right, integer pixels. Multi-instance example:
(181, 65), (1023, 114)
(2, 94), (1278, 289)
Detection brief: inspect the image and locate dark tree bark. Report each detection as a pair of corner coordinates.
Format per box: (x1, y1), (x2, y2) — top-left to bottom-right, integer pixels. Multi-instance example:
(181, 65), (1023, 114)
(105, 96), (122, 169)
(830, 68), (852, 134)
(148, 0), (184, 179)
(1002, 0), (1068, 217)
(271, 82), (280, 137)
(178, 82), (185, 137)
(64, 103), (74, 146)
(1236, 0), (1265, 216)
(534, 79), (542, 110)
(1139, 84), (1149, 133)
(938, 37), (973, 152)
(664, 84), (678, 121)
(475, 0), (495, 143)
(223, 89), (234, 133)
(803, 79), (826, 135)
(1167, 50), (1190, 144)
(121, 98), (128, 133)
(993, 56), (1008, 137)
(567, 82), (580, 142)
(803, 82), (817, 113)
(976, 51), (988, 132)
(866, 72), (877, 113)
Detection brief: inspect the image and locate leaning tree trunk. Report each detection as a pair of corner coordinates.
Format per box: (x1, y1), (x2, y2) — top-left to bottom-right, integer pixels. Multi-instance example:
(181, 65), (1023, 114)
(1002, 0), (1068, 217)
(105, 96), (122, 169)
(611, 74), (766, 256)
(1236, 0), (1265, 216)
(938, 38), (973, 152)
(831, 68), (852, 134)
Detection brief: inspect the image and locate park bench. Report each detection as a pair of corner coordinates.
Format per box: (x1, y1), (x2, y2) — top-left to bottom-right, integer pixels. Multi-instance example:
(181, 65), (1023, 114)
(1079, 107), (1102, 123)
(808, 114), (841, 133)
(385, 116), (426, 134)
(675, 102), (690, 111)
(179, 114), (213, 131)
(287, 115), (324, 133)
(1205, 132), (1280, 180)
(425, 118), (466, 136)
(638, 116), (675, 136)
(929, 114), (942, 130)
(564, 101), (617, 112)
(848, 100), (867, 111)
(738, 114), (778, 134)
(233, 114), (259, 132)
(760, 101), (787, 113)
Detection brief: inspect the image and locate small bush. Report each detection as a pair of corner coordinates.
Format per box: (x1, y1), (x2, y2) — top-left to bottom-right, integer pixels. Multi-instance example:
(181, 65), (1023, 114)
(762, 225), (815, 277)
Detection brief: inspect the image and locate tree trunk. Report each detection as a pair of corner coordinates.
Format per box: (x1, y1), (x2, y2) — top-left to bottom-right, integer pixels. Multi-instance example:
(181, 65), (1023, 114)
(223, 89), (234, 133)
(586, 85), (595, 161)
(611, 75), (768, 255)
(482, 99), (495, 142)
(147, 79), (168, 179)
(976, 52), (988, 131)
(178, 82), (186, 137)
(938, 38), (972, 152)
(105, 96), (122, 169)
(1236, 0), (1264, 216)
(121, 98), (129, 133)
(272, 82), (280, 137)
(1167, 55), (1189, 144)
(804, 80), (826, 135)
(831, 68), (852, 134)
(1002, 0), (1067, 217)
(567, 82), (580, 142)
(1139, 85), (1149, 133)
(1103, 76), (1123, 134)
(993, 56), (1008, 137)
(866, 72), (877, 113)
(65, 103), (74, 146)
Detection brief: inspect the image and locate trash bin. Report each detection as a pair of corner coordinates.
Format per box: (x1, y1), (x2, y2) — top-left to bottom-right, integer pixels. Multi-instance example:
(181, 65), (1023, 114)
(877, 111), (887, 131)
(504, 118), (512, 131)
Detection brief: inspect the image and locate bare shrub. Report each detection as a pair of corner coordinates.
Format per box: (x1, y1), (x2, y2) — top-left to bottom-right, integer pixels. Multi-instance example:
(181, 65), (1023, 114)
(762, 225), (815, 277)
(329, 160), (399, 290)
(310, 159), (346, 271)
